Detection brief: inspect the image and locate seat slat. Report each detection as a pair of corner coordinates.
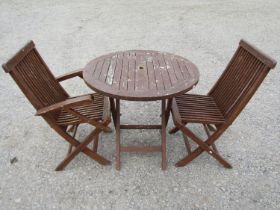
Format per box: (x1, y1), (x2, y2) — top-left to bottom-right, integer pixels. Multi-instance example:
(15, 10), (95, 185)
(174, 94), (225, 124)
(56, 94), (109, 125)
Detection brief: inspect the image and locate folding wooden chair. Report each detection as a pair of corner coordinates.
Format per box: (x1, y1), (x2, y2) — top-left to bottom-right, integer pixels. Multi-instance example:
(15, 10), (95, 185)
(170, 39), (277, 168)
(2, 41), (111, 171)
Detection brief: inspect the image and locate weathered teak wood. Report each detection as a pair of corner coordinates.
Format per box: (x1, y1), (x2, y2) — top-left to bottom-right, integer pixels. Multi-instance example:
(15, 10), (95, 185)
(83, 50), (199, 101)
(83, 50), (200, 170)
(56, 69), (83, 82)
(170, 39), (277, 168)
(2, 41), (111, 171)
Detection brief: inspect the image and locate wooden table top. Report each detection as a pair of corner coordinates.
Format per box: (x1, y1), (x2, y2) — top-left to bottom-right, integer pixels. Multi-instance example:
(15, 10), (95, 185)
(83, 50), (199, 101)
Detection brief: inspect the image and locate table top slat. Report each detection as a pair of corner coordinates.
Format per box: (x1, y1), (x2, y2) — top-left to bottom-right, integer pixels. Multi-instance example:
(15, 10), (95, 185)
(119, 52), (129, 90)
(147, 58), (157, 90)
(177, 59), (190, 79)
(127, 52), (136, 91)
(112, 53), (124, 89)
(94, 59), (105, 80)
(170, 56), (184, 81)
(135, 52), (149, 91)
(105, 55), (117, 85)
(157, 53), (172, 90)
(99, 58), (111, 82)
(152, 54), (165, 91)
(163, 54), (179, 85)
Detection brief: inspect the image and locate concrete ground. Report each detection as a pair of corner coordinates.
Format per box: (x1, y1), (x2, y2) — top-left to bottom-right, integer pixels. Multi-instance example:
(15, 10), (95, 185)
(0, 0), (279, 209)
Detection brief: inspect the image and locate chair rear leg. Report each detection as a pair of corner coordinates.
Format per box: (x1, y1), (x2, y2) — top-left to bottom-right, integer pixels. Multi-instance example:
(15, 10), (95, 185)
(169, 123), (187, 134)
(203, 124), (218, 153)
(183, 134), (192, 154)
(67, 125), (79, 155)
(211, 143), (218, 153)
(93, 135), (99, 152)
(169, 126), (180, 134)
(67, 144), (73, 155)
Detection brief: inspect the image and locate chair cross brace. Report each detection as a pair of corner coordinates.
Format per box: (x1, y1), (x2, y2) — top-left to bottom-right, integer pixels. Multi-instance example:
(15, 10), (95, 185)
(51, 118), (111, 171)
(174, 122), (232, 168)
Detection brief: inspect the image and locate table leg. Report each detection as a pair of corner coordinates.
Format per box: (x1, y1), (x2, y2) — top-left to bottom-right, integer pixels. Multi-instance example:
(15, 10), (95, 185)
(165, 98), (172, 126)
(161, 99), (167, 170)
(109, 97), (117, 127)
(115, 99), (121, 170)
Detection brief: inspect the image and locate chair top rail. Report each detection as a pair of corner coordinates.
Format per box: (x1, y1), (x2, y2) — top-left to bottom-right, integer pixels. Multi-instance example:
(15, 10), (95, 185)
(2, 40), (35, 72)
(239, 39), (277, 69)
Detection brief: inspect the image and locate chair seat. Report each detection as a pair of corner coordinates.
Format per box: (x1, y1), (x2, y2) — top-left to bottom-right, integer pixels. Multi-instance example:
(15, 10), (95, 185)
(173, 94), (225, 124)
(56, 94), (110, 125)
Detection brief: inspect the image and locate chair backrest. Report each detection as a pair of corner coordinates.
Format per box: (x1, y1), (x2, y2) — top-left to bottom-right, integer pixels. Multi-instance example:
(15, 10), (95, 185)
(208, 39), (276, 123)
(2, 41), (69, 111)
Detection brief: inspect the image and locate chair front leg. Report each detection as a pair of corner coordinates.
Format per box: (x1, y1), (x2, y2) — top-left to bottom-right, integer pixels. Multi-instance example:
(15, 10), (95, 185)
(183, 134), (192, 154)
(169, 122), (187, 134)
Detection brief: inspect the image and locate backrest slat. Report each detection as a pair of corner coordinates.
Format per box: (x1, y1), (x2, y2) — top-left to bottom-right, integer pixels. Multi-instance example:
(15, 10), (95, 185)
(209, 39), (276, 121)
(2, 41), (68, 110)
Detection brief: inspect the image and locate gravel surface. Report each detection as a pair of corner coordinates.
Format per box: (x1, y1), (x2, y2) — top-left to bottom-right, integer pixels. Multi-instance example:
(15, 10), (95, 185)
(0, 0), (279, 209)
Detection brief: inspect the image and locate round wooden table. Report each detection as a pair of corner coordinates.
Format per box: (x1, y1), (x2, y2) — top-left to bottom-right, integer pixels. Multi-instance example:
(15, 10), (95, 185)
(83, 50), (199, 170)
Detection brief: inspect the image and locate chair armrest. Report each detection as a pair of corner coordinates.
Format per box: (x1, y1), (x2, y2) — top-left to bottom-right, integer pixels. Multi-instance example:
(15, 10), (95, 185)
(56, 69), (83, 82)
(36, 94), (93, 116)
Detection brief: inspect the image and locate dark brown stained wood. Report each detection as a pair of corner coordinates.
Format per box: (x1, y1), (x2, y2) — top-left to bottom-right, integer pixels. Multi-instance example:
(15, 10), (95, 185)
(209, 46), (267, 119)
(36, 94), (93, 115)
(3, 41), (35, 71)
(135, 52), (149, 91)
(56, 69), (83, 82)
(239, 39), (277, 68)
(83, 50), (199, 101)
(99, 58), (111, 82)
(112, 53), (123, 89)
(56, 94), (107, 125)
(2, 41), (112, 171)
(175, 94), (225, 124)
(119, 52), (129, 90)
(170, 39), (277, 169)
(157, 53), (172, 90)
(163, 54), (178, 86)
(94, 59), (105, 80)
(177, 59), (190, 79)
(170, 55), (184, 80)
(8, 46), (68, 110)
(152, 53), (165, 91)
(146, 56), (157, 90)
(83, 50), (199, 170)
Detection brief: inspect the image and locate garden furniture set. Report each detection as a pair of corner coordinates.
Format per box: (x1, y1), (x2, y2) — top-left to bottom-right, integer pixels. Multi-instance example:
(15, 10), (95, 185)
(2, 39), (276, 171)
